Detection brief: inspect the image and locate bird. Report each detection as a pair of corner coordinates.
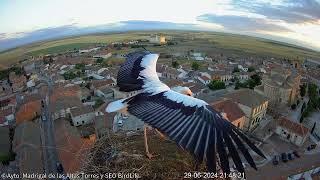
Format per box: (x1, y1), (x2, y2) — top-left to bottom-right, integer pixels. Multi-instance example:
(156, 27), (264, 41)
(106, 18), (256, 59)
(106, 50), (266, 175)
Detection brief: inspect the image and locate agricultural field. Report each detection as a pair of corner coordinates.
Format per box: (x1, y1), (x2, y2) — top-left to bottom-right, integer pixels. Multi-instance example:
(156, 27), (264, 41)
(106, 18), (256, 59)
(0, 30), (319, 69)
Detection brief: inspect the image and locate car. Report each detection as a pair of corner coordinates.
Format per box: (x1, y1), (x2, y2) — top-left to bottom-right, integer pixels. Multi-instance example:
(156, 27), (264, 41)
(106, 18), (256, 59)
(288, 153), (294, 160)
(307, 144), (317, 151)
(281, 153), (288, 163)
(62, 175), (70, 180)
(56, 162), (64, 173)
(293, 151), (300, 158)
(272, 155), (279, 165)
(310, 144), (317, 149)
(118, 119), (123, 126)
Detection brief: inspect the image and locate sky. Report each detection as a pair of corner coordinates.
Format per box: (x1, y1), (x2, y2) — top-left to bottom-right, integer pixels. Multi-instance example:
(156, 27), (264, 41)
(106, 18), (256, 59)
(0, 0), (320, 51)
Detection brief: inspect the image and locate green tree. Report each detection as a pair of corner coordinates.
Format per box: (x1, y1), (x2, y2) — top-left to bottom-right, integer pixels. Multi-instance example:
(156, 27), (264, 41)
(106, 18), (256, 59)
(250, 74), (262, 86)
(300, 84), (307, 97)
(172, 61), (179, 68)
(96, 58), (104, 64)
(75, 63), (85, 70)
(301, 102), (306, 113)
(208, 80), (226, 90)
(232, 67), (240, 73)
(63, 71), (77, 80)
(311, 122), (316, 134)
(191, 62), (200, 71)
(248, 67), (255, 72)
(94, 98), (104, 109)
(299, 116), (304, 123)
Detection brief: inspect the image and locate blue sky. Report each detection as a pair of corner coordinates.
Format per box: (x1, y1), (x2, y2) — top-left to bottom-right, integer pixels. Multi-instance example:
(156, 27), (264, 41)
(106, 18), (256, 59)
(0, 0), (320, 51)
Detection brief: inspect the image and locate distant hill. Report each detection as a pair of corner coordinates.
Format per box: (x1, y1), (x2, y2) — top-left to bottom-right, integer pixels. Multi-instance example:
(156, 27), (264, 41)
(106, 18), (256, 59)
(0, 30), (319, 69)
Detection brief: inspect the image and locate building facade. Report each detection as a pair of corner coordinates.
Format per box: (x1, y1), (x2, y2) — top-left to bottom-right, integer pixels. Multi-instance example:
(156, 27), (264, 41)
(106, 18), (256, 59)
(275, 117), (309, 146)
(255, 68), (301, 106)
(224, 89), (269, 132)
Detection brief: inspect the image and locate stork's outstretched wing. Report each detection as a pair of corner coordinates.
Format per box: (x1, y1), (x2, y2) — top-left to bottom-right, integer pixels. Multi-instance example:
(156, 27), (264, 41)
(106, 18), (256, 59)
(109, 51), (265, 174)
(124, 91), (265, 174)
(117, 51), (169, 94)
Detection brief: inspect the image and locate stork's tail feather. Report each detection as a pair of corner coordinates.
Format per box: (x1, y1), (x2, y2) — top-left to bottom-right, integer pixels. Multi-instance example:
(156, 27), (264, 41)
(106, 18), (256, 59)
(106, 99), (127, 113)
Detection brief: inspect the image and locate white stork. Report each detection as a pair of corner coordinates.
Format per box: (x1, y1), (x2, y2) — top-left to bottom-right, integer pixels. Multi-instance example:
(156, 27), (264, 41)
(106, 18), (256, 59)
(106, 51), (265, 174)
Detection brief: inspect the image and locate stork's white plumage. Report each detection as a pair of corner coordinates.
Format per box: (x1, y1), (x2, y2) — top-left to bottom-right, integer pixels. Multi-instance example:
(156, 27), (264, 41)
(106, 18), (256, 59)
(106, 51), (265, 175)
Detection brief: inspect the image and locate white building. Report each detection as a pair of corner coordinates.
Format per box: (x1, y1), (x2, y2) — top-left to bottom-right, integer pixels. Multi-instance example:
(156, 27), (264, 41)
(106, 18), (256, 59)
(70, 106), (95, 126)
(93, 52), (112, 59)
(198, 76), (211, 85)
(149, 35), (166, 44)
(79, 47), (100, 53)
(275, 117), (310, 146)
(238, 65), (248, 72)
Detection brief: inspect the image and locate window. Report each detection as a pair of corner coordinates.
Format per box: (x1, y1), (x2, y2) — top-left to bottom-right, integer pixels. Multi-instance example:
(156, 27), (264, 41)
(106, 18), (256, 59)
(82, 120), (84, 124)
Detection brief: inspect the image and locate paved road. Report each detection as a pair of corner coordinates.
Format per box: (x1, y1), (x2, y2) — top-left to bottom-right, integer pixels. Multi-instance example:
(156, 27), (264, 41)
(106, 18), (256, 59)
(246, 134), (320, 180)
(246, 152), (320, 180)
(40, 75), (59, 175)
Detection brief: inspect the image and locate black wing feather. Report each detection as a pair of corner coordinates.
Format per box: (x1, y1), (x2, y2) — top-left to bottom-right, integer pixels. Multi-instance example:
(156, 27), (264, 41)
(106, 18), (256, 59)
(126, 92), (265, 175)
(117, 51), (150, 92)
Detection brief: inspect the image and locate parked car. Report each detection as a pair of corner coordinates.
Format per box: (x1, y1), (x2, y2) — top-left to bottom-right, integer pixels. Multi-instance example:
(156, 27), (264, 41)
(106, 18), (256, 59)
(293, 151), (300, 158)
(41, 100), (45, 108)
(56, 162), (64, 173)
(281, 153), (288, 163)
(118, 119), (123, 126)
(288, 153), (294, 160)
(307, 144), (316, 151)
(62, 175), (70, 180)
(272, 155), (279, 165)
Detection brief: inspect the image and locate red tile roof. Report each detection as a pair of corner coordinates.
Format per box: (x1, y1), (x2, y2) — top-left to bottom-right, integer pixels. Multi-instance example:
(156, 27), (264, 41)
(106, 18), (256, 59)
(278, 117), (309, 137)
(91, 79), (115, 89)
(211, 99), (245, 122)
(200, 76), (210, 81)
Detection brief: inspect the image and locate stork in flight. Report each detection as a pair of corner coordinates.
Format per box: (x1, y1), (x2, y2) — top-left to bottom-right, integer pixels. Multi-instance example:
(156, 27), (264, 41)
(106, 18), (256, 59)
(106, 51), (265, 174)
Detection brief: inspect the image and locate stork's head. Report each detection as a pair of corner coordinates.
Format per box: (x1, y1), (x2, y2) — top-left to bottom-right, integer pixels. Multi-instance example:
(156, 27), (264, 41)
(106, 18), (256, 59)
(171, 86), (193, 96)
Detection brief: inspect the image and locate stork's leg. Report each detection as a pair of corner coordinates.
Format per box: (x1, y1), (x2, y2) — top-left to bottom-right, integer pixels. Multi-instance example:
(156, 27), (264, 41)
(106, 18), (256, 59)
(155, 128), (166, 140)
(144, 124), (158, 159)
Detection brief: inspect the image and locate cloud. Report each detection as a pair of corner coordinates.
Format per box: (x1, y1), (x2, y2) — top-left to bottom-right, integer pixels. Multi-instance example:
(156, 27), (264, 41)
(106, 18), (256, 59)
(233, 0), (320, 24)
(197, 14), (292, 32)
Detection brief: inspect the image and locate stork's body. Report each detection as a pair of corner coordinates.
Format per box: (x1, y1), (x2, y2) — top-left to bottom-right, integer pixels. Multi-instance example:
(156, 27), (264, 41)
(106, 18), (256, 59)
(106, 51), (265, 175)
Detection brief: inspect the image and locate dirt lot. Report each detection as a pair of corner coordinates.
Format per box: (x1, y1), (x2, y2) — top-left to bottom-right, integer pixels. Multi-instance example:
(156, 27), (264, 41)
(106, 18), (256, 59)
(54, 118), (95, 173)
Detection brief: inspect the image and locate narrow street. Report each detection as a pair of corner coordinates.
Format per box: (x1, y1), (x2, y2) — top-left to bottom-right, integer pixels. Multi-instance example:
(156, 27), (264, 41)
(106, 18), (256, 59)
(40, 75), (59, 175)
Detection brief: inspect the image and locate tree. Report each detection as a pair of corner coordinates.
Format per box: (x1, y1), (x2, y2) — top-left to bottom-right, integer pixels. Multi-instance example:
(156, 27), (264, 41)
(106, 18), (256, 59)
(75, 63), (85, 70)
(232, 67), (240, 73)
(172, 61), (179, 68)
(300, 84), (306, 97)
(247, 79), (257, 89)
(63, 71), (77, 80)
(291, 104), (297, 110)
(299, 116), (304, 123)
(208, 80), (226, 90)
(250, 74), (262, 86)
(248, 67), (255, 72)
(311, 122), (316, 134)
(191, 62), (200, 71)
(96, 57), (103, 64)
(301, 102), (306, 113)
